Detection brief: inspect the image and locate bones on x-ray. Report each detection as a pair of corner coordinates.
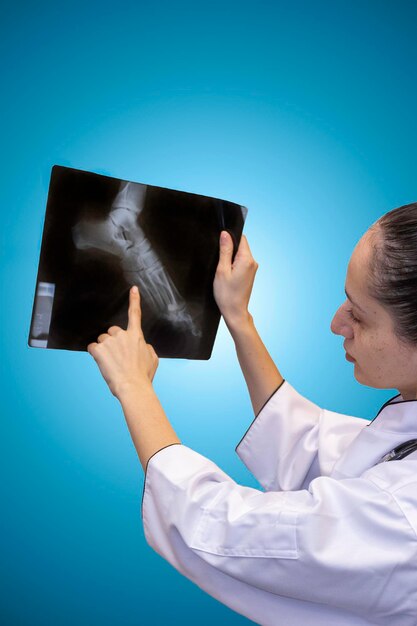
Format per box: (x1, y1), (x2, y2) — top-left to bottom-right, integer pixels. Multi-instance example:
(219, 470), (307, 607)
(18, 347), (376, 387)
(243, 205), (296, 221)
(72, 182), (202, 338)
(28, 165), (248, 359)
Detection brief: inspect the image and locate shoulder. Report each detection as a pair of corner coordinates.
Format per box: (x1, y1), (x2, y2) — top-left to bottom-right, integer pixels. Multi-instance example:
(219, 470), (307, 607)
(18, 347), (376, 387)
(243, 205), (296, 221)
(362, 458), (417, 538)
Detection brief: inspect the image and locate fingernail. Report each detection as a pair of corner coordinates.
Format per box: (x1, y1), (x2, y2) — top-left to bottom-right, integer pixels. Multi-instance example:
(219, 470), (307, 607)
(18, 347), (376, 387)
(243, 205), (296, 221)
(132, 286), (138, 294)
(221, 231), (228, 243)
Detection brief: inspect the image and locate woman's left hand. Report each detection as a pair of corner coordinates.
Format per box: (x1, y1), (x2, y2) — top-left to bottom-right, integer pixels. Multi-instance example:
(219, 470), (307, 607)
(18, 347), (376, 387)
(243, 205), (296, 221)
(87, 286), (159, 398)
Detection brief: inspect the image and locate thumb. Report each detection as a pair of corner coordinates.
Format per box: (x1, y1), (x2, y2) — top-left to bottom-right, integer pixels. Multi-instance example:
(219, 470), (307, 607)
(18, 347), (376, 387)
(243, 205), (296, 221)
(218, 231), (234, 271)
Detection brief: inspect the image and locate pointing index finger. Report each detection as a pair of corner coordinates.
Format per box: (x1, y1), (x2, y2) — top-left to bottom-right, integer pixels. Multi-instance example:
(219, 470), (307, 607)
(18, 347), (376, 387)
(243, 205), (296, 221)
(127, 286), (143, 335)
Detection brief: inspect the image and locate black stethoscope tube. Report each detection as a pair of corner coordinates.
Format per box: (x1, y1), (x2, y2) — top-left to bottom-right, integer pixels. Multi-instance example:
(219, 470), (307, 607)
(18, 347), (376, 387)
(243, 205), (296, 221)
(377, 439), (417, 464)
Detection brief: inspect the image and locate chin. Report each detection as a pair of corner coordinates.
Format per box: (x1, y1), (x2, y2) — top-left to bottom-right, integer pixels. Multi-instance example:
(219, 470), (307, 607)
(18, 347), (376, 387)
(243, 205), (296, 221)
(354, 367), (392, 390)
(353, 365), (371, 387)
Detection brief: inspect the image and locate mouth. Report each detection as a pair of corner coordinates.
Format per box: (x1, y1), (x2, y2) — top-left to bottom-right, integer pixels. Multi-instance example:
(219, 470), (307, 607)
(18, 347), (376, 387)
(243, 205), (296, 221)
(343, 342), (356, 362)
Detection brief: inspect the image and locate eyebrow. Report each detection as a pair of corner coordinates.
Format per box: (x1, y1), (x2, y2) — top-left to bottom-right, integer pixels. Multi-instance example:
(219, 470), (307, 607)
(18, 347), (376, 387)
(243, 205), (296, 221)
(345, 288), (366, 314)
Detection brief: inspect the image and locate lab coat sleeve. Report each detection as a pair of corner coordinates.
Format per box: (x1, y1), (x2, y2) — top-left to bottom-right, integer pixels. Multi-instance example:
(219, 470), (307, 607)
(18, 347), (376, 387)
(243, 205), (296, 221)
(236, 379), (368, 491)
(142, 444), (417, 626)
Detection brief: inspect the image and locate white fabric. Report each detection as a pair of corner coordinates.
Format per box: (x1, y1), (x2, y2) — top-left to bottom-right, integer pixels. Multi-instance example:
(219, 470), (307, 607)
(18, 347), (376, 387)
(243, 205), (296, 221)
(142, 380), (417, 625)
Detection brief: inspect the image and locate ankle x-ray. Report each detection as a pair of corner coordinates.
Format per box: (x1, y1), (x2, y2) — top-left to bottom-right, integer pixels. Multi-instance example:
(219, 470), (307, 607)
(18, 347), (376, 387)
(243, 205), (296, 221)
(28, 165), (248, 359)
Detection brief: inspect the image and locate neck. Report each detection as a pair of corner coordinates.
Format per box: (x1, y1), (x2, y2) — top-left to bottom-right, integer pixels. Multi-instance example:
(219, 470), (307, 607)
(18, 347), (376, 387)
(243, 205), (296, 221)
(398, 388), (417, 401)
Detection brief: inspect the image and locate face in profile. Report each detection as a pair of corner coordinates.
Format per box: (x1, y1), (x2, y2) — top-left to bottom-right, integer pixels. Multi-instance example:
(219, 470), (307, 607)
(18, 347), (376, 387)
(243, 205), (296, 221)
(330, 228), (417, 399)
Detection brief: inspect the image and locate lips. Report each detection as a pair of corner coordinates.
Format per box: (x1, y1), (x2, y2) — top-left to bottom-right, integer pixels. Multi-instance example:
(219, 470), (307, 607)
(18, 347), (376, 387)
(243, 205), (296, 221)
(343, 342), (355, 361)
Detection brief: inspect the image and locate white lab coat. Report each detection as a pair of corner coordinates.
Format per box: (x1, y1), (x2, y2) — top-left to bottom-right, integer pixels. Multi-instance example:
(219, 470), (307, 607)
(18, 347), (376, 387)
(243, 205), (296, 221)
(141, 380), (417, 625)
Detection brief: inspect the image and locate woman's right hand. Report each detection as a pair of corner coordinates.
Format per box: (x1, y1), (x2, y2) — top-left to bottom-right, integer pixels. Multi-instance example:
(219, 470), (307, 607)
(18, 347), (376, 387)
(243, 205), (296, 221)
(213, 230), (258, 329)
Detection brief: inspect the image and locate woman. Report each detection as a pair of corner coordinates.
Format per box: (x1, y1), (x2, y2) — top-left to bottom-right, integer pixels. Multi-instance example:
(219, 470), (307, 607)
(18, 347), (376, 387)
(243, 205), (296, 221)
(87, 202), (417, 626)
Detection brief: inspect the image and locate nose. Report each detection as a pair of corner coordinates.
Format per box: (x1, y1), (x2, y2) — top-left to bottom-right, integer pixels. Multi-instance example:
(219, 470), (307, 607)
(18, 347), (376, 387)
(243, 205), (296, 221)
(330, 303), (354, 339)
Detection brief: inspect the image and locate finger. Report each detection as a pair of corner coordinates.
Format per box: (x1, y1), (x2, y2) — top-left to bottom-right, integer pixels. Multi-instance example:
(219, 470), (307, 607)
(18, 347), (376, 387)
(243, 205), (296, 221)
(127, 285), (143, 335)
(97, 333), (109, 343)
(145, 342), (157, 359)
(147, 343), (158, 358)
(107, 326), (122, 336)
(234, 234), (253, 260)
(87, 342), (98, 356)
(218, 231), (234, 273)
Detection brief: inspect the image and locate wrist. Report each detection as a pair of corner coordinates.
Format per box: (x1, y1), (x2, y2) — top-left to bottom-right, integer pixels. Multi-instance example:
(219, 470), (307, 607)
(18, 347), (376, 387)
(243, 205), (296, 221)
(115, 378), (154, 404)
(224, 311), (254, 337)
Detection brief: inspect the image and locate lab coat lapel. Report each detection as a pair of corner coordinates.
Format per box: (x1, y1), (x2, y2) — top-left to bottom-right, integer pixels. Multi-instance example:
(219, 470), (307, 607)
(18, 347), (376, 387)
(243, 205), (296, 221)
(331, 395), (417, 479)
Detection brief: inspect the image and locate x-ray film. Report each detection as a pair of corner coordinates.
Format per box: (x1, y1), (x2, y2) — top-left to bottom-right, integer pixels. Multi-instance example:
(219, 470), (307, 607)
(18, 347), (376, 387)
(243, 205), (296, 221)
(28, 165), (248, 359)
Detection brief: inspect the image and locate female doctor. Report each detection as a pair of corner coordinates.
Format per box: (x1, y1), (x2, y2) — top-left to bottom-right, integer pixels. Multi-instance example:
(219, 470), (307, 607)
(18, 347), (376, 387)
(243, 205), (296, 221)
(87, 202), (417, 626)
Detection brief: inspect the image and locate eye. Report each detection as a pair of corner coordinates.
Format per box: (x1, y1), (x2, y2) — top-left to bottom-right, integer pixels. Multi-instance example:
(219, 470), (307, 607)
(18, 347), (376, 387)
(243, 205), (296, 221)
(347, 308), (361, 324)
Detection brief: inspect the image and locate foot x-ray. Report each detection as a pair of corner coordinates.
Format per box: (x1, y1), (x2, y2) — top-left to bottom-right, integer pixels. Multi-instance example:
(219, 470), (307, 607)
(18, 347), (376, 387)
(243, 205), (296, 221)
(28, 166), (248, 359)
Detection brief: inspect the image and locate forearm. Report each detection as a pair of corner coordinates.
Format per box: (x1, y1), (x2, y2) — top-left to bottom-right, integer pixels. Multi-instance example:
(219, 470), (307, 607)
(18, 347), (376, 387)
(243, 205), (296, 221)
(117, 382), (181, 471)
(226, 314), (284, 416)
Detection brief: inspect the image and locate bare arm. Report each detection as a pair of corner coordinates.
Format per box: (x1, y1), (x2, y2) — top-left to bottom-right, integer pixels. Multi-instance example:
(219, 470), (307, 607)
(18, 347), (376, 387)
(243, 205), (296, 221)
(214, 232), (283, 416)
(227, 314), (283, 416)
(117, 381), (180, 471)
(87, 286), (180, 471)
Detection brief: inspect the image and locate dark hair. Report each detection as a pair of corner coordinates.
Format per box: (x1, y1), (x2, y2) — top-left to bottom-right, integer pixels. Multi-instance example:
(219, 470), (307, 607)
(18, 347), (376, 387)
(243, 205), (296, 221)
(368, 202), (417, 345)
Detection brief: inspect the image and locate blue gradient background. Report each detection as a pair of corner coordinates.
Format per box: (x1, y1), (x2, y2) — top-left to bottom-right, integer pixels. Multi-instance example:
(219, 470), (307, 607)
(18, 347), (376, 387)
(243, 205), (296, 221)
(2, 1), (417, 624)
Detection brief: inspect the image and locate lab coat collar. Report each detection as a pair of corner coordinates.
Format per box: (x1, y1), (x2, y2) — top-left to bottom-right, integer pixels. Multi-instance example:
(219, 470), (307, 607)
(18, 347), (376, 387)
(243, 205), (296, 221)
(366, 393), (417, 435)
(331, 393), (417, 480)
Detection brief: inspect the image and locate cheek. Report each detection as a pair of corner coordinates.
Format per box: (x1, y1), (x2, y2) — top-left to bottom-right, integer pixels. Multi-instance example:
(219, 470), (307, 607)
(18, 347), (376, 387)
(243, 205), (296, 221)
(357, 331), (394, 376)
(358, 330), (381, 355)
